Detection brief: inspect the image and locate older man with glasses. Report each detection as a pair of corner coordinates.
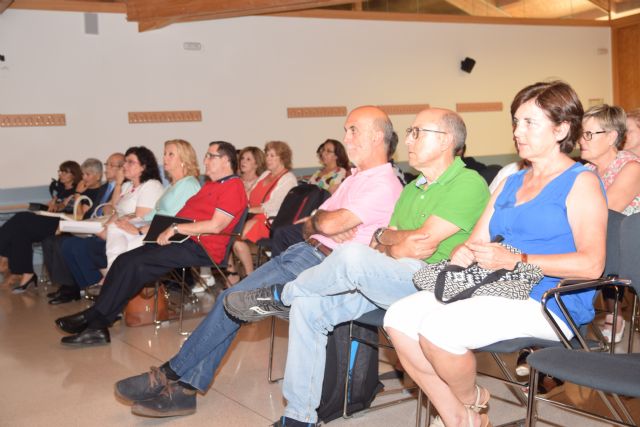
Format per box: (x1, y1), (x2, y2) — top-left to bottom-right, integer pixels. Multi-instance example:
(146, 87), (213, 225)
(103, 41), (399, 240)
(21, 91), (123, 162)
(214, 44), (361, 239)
(225, 108), (491, 427)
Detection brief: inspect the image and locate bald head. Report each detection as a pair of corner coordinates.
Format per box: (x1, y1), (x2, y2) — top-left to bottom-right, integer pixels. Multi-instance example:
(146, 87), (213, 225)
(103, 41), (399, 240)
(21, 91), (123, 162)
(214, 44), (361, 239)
(343, 106), (393, 170)
(413, 108), (467, 154)
(104, 152), (125, 181)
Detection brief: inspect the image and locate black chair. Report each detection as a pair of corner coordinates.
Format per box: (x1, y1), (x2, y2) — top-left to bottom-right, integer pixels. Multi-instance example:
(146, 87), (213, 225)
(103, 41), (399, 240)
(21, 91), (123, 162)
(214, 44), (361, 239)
(256, 184), (330, 266)
(474, 209), (627, 425)
(524, 212), (640, 427)
(157, 208), (248, 335)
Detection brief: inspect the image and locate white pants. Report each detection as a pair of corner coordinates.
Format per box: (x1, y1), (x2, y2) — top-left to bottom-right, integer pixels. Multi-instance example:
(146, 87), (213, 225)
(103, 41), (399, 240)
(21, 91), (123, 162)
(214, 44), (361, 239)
(105, 223), (144, 271)
(384, 291), (572, 355)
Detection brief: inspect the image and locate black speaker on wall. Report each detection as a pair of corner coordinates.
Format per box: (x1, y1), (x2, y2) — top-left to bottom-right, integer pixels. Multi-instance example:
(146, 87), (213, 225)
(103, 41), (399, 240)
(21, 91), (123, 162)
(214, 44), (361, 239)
(461, 57), (476, 73)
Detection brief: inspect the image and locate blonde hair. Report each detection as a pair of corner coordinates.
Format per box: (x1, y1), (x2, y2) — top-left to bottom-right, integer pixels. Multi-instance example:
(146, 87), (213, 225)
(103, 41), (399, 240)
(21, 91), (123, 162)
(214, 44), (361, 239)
(165, 139), (200, 179)
(264, 140), (293, 170)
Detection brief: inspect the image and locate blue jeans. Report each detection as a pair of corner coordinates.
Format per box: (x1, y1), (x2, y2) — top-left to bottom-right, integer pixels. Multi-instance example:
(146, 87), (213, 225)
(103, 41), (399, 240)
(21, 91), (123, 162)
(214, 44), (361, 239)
(169, 241), (326, 391)
(279, 243), (424, 423)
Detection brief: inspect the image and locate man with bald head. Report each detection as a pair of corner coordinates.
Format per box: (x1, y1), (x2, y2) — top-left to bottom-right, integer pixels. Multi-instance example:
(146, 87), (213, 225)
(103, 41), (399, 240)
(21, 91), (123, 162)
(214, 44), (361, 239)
(114, 106), (403, 417)
(226, 108), (490, 426)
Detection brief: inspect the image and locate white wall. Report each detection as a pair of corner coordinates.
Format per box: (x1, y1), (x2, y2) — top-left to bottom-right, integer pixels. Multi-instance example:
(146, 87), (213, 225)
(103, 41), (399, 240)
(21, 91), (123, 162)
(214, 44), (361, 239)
(0, 10), (611, 188)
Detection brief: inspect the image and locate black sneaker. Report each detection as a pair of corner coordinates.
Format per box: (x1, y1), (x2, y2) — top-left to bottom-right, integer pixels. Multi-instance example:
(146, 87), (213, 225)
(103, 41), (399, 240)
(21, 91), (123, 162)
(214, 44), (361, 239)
(272, 416), (317, 426)
(223, 284), (290, 322)
(115, 366), (174, 404)
(131, 381), (196, 417)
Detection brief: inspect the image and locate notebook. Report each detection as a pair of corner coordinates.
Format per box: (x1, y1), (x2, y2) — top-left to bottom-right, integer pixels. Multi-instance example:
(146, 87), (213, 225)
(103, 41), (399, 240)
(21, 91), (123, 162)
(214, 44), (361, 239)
(143, 214), (195, 243)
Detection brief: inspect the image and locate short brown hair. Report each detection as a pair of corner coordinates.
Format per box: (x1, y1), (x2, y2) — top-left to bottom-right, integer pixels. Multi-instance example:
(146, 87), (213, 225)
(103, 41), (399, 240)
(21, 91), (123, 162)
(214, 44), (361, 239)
(264, 140), (293, 170)
(239, 146), (266, 176)
(511, 81), (583, 154)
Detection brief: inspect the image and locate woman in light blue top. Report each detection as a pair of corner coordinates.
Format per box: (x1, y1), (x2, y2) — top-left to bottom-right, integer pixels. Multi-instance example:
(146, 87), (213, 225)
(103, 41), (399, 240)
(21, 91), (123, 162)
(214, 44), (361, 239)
(106, 139), (201, 270)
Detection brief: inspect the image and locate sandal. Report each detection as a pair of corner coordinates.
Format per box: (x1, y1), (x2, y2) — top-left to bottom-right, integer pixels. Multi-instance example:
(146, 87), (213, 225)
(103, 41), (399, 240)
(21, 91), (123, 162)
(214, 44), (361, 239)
(464, 385), (490, 412)
(429, 385), (490, 427)
(430, 409), (491, 427)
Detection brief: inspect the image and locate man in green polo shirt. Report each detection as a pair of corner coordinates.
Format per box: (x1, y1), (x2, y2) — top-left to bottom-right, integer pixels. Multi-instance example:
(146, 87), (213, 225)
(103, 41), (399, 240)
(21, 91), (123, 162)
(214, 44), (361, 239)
(224, 107), (490, 427)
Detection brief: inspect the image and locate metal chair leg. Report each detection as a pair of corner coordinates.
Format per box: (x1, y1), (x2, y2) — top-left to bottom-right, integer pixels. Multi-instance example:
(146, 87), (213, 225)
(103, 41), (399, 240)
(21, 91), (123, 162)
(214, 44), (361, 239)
(178, 268), (190, 336)
(268, 317), (283, 383)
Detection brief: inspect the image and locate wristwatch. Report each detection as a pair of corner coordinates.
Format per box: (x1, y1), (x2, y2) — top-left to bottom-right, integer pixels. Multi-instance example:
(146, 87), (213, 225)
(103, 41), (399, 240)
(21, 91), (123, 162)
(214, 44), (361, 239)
(171, 223), (180, 235)
(373, 227), (387, 245)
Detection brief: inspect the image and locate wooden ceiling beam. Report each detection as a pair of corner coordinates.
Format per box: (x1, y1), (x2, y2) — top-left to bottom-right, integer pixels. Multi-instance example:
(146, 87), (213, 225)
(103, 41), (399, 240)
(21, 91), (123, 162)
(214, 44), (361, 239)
(587, 0), (610, 12)
(126, 0), (356, 22)
(10, 0), (125, 13)
(444, 0), (510, 17)
(0, 0), (15, 14)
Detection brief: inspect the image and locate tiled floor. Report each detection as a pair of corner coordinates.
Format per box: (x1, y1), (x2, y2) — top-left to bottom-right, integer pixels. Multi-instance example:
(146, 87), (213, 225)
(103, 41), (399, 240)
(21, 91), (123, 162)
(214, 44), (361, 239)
(0, 277), (638, 427)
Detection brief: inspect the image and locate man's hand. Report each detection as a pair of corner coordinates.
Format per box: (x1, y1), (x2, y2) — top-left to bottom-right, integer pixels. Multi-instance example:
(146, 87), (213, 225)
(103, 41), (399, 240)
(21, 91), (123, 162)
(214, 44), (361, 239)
(157, 226), (175, 246)
(329, 227), (357, 243)
(387, 233), (434, 259)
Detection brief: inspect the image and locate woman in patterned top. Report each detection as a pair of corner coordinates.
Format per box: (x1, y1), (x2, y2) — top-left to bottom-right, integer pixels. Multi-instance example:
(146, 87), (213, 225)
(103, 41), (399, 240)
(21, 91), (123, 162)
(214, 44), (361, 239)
(307, 139), (350, 194)
(580, 104), (640, 342)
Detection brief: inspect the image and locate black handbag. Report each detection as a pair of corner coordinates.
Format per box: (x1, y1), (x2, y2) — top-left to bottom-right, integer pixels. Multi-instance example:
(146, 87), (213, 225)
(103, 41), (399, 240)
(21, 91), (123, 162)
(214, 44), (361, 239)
(412, 242), (543, 304)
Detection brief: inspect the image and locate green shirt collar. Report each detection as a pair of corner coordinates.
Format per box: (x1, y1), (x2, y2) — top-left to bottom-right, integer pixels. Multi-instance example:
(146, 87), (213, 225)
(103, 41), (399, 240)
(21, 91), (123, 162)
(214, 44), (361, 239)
(415, 157), (466, 189)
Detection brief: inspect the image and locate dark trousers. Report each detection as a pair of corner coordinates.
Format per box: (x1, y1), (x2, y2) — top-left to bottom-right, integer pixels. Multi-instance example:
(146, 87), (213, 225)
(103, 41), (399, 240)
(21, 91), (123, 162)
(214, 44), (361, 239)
(42, 234), (81, 298)
(61, 236), (107, 288)
(0, 212), (60, 274)
(270, 223), (304, 257)
(88, 239), (211, 328)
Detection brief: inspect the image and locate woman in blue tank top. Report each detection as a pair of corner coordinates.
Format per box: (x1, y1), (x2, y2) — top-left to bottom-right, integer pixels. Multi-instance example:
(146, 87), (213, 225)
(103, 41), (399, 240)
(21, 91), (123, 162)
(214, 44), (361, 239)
(385, 81), (607, 427)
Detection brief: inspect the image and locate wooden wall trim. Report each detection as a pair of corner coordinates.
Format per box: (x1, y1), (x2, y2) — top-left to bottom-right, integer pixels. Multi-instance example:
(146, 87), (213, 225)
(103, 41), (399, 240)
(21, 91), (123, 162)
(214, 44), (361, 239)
(456, 102), (503, 113)
(287, 106), (347, 118)
(0, 113), (66, 127)
(128, 110), (202, 124)
(377, 104), (429, 115)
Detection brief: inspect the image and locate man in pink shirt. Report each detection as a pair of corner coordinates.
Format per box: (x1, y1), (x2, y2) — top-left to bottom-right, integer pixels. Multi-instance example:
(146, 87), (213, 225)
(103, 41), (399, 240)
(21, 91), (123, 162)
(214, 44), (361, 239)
(114, 105), (403, 417)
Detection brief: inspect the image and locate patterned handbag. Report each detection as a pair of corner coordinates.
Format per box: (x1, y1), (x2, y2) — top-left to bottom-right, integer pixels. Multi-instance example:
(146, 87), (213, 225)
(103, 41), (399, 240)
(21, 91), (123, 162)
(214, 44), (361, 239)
(412, 243), (544, 304)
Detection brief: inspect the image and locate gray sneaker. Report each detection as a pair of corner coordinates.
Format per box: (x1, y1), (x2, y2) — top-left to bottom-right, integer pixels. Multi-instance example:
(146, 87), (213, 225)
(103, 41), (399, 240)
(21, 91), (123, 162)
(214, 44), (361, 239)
(131, 382), (196, 417)
(223, 284), (290, 322)
(115, 366), (173, 404)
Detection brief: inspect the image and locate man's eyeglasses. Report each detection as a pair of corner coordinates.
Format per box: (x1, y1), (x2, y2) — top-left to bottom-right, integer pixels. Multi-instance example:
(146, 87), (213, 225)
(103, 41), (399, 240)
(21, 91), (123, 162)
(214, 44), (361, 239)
(406, 127), (447, 140)
(104, 162), (123, 168)
(204, 152), (223, 160)
(582, 130), (608, 141)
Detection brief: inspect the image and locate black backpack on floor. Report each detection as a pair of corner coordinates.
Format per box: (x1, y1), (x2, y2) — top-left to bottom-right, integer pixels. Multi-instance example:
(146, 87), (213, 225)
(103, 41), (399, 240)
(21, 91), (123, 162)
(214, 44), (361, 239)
(317, 321), (384, 423)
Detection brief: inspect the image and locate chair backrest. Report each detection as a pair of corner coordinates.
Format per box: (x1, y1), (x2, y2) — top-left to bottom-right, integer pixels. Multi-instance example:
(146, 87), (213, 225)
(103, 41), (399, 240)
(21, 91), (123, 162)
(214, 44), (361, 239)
(219, 208), (248, 268)
(618, 212), (640, 295)
(603, 209), (625, 277)
(269, 184), (330, 236)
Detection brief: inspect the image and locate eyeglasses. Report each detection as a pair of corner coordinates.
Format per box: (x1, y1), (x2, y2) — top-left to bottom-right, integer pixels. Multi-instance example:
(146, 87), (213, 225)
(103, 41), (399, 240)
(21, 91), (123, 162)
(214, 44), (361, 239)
(406, 127), (447, 140)
(582, 130), (608, 141)
(104, 162), (123, 168)
(204, 152), (223, 160)
(58, 170), (71, 174)
(124, 159), (139, 166)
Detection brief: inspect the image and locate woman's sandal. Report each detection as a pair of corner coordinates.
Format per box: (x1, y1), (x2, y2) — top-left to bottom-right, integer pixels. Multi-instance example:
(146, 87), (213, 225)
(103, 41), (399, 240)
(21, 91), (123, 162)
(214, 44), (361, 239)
(429, 385), (491, 427)
(464, 385), (490, 412)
